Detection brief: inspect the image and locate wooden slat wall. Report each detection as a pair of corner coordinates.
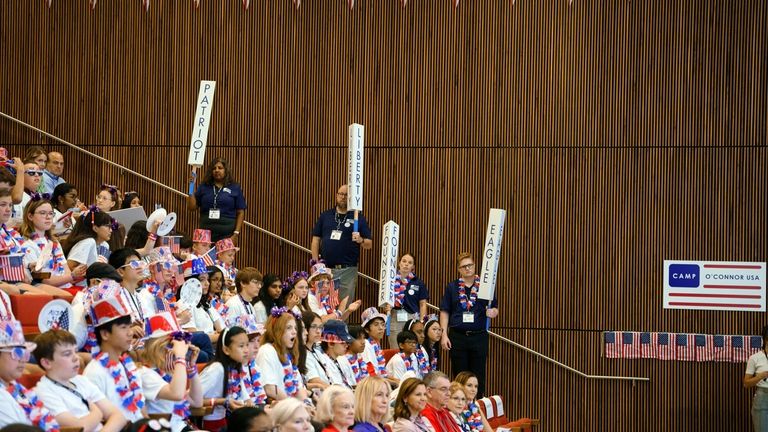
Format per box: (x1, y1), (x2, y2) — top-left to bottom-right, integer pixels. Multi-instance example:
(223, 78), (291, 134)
(2, 1), (767, 430)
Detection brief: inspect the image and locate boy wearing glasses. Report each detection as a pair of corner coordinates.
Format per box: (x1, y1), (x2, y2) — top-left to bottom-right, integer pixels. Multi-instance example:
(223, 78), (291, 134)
(386, 330), (422, 381)
(0, 318), (59, 429)
(11, 162), (44, 221)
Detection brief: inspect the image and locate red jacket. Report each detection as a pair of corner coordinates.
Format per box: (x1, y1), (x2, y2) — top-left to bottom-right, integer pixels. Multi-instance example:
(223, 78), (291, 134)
(421, 403), (461, 432)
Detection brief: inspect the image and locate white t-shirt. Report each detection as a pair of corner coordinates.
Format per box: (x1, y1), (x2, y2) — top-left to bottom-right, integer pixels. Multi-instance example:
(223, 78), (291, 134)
(0, 384), (33, 428)
(83, 356), (145, 423)
(34, 375), (106, 430)
(746, 351), (768, 389)
(139, 367), (187, 432)
(68, 238), (106, 266)
(0, 290), (14, 319)
(336, 355), (358, 388)
(253, 301), (268, 324)
(308, 293), (328, 317)
(199, 362), (251, 421)
(10, 191), (30, 221)
(225, 295), (255, 326)
(255, 343), (303, 396)
(317, 349), (347, 386)
(70, 293), (89, 350)
(52, 208), (75, 237)
(192, 305), (217, 334)
(363, 339), (387, 376)
(386, 352), (421, 381)
(305, 345), (330, 383)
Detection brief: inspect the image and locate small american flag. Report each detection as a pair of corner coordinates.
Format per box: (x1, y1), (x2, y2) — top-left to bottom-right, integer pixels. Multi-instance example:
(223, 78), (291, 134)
(695, 334), (714, 362)
(160, 236), (181, 254)
(732, 336), (750, 362)
(657, 332), (676, 360)
(604, 332), (621, 359)
(55, 310), (70, 331)
(328, 277), (341, 309)
(676, 334), (695, 361)
(713, 335), (732, 362)
(201, 247), (217, 267)
(640, 332), (657, 359)
(622, 332), (640, 359)
(0, 254), (26, 282)
(97, 245), (110, 263)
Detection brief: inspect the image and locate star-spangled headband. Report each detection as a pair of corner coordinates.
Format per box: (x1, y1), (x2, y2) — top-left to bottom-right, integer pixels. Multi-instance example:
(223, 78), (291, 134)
(81, 205), (118, 230)
(423, 314), (439, 325)
(270, 306), (301, 320)
(283, 270), (310, 293)
(100, 184), (118, 194)
(29, 192), (52, 202)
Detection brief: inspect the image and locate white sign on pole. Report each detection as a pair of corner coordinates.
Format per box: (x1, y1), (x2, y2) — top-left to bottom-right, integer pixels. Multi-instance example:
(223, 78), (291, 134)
(188, 80), (216, 166)
(478, 208), (506, 300)
(663, 260), (766, 311)
(378, 220), (400, 307)
(347, 123), (364, 211)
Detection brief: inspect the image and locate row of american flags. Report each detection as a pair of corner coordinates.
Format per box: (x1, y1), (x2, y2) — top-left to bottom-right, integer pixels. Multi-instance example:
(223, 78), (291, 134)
(46, 0), (539, 12)
(604, 331), (762, 362)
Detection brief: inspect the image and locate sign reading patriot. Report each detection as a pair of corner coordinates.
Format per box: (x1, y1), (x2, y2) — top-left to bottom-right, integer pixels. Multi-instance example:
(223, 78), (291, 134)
(663, 260), (766, 311)
(188, 80), (216, 166)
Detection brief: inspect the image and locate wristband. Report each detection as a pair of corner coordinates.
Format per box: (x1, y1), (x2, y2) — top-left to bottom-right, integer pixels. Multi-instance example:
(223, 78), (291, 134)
(188, 180), (195, 195)
(174, 359), (186, 367)
(233, 230), (240, 235)
(148, 233), (158, 242)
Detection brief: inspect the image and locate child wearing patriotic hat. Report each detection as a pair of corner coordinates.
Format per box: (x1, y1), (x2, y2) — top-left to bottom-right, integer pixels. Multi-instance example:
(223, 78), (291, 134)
(0, 318), (60, 430)
(360, 307), (399, 388)
(138, 311), (203, 432)
(191, 229), (212, 257)
(82, 286), (147, 423)
(214, 237), (239, 288)
(318, 319), (355, 387)
(307, 260), (362, 323)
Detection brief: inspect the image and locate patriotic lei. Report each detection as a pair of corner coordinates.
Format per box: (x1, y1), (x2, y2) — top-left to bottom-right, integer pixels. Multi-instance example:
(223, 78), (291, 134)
(245, 359), (267, 404)
(399, 352), (415, 373)
(30, 233), (66, 275)
(368, 338), (387, 376)
(457, 276), (480, 311)
(393, 272), (414, 308)
(227, 365), (249, 411)
(218, 262), (238, 285)
(347, 353), (368, 382)
(282, 354), (300, 397)
(414, 346), (430, 375)
(209, 295), (229, 321)
(94, 351), (144, 413)
(5, 381), (60, 432)
(153, 368), (190, 420)
(0, 224), (27, 254)
(84, 324), (99, 354)
(463, 401), (484, 431)
(145, 280), (177, 306)
(319, 294), (335, 315)
(429, 346), (438, 371)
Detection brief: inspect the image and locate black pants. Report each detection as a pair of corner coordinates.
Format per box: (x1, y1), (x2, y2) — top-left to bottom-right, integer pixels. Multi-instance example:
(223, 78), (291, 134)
(200, 214), (236, 242)
(448, 329), (489, 397)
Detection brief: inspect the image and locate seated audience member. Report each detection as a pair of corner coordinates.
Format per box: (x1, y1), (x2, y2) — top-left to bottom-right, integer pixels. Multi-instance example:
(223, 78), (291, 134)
(32, 329), (127, 432)
(316, 385), (355, 432)
(280, 270), (312, 315)
(319, 320), (355, 388)
(202, 266), (231, 327)
(190, 229), (212, 257)
(360, 307), (399, 388)
(303, 311), (331, 392)
(82, 285), (147, 423)
(352, 376), (391, 432)
(10, 163), (43, 221)
(23, 146), (47, 171)
(253, 273), (282, 324)
(386, 330), (421, 381)
(50, 183), (79, 238)
(109, 248), (150, 342)
(69, 264), (125, 351)
(226, 405), (273, 432)
(420, 372), (460, 432)
(270, 397), (314, 432)
(446, 383), (471, 432)
(214, 238), (239, 288)
(41, 151), (65, 196)
(94, 184), (125, 251)
(188, 264), (226, 344)
(233, 314), (268, 405)
(306, 261), (361, 323)
(120, 191), (141, 210)
(391, 378), (433, 432)
(62, 207), (116, 290)
(138, 311), (203, 432)
(402, 320), (430, 377)
(338, 325), (368, 388)
(422, 315), (442, 374)
(0, 318), (59, 430)
(454, 372), (492, 432)
(123, 220), (161, 258)
(225, 267), (262, 324)
(255, 307), (309, 402)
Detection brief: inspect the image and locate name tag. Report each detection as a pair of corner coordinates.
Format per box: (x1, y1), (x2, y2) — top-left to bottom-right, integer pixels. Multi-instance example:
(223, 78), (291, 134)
(462, 312), (475, 323)
(330, 230), (342, 240)
(208, 209), (221, 220)
(397, 310), (409, 322)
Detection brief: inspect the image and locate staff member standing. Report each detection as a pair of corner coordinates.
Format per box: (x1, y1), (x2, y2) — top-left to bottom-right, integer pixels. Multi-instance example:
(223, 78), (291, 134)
(439, 252), (498, 398)
(187, 157), (246, 243)
(744, 326), (768, 431)
(311, 184), (372, 303)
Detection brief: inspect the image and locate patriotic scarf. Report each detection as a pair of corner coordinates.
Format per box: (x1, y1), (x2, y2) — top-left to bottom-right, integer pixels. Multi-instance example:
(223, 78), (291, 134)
(30, 233), (66, 275)
(430, 346), (438, 371)
(282, 354), (300, 397)
(393, 272), (414, 308)
(0, 224), (27, 254)
(227, 365), (249, 410)
(94, 351), (144, 413)
(457, 276), (480, 311)
(347, 353), (368, 382)
(245, 359), (267, 404)
(368, 338), (387, 376)
(153, 368), (190, 420)
(414, 345), (430, 375)
(209, 295), (229, 320)
(5, 381), (60, 432)
(145, 280), (177, 307)
(463, 401), (484, 431)
(399, 352), (415, 373)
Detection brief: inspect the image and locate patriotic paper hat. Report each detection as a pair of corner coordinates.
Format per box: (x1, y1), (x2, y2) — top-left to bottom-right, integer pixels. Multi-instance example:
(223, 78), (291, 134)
(182, 256), (208, 278)
(143, 311), (181, 340)
(146, 247), (179, 265)
(322, 319), (353, 344)
(0, 319), (36, 351)
(308, 261), (333, 283)
(89, 290), (132, 327)
(361, 307), (387, 329)
(215, 238), (239, 254)
(192, 229), (212, 244)
(233, 314), (265, 336)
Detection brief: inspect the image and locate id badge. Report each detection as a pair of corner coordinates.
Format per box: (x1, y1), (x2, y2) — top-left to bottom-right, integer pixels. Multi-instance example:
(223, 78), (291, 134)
(330, 230), (342, 240)
(209, 209), (221, 220)
(462, 312), (475, 323)
(397, 310), (409, 322)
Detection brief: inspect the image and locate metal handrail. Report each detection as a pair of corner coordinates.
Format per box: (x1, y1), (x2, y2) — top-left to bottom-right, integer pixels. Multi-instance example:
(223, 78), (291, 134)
(0, 111), (650, 383)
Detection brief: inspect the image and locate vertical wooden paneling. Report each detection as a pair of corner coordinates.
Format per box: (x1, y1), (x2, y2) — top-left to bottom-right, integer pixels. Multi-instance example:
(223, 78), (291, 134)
(2, 1), (767, 430)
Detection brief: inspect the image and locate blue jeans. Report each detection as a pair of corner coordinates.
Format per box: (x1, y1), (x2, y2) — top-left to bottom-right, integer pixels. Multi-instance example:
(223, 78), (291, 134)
(753, 389), (768, 431)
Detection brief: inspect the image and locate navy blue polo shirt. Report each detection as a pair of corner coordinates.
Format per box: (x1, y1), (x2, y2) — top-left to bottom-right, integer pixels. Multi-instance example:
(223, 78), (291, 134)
(395, 275), (429, 315)
(440, 279), (498, 331)
(194, 183), (247, 219)
(311, 209), (372, 267)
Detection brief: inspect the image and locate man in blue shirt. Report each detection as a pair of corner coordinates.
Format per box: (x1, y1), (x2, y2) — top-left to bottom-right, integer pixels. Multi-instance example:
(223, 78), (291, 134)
(311, 184), (373, 304)
(41, 151), (65, 195)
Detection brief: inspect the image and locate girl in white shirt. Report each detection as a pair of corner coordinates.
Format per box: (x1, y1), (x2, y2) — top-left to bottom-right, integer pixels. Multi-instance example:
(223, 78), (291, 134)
(255, 307), (309, 403)
(252, 274), (282, 324)
(62, 208), (115, 290)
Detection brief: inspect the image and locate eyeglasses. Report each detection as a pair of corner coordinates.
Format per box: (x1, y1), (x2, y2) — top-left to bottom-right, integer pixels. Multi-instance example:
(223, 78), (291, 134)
(25, 170), (44, 177)
(402, 340), (417, 345)
(459, 263), (475, 270)
(0, 347), (30, 362)
(310, 324), (324, 331)
(34, 211), (55, 217)
(121, 260), (147, 270)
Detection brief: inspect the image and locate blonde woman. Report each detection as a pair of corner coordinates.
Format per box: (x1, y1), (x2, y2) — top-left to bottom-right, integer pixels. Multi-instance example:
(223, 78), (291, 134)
(352, 376), (390, 432)
(316, 385), (355, 432)
(271, 397), (313, 432)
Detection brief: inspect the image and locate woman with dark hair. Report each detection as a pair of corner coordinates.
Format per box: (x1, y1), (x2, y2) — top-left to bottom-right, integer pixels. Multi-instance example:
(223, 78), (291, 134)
(120, 191), (141, 209)
(392, 378), (432, 432)
(422, 315), (442, 374)
(50, 183), (80, 237)
(253, 274), (283, 324)
(123, 219), (161, 258)
(454, 371), (492, 432)
(226, 405), (273, 432)
(186, 157), (246, 242)
(62, 208), (115, 290)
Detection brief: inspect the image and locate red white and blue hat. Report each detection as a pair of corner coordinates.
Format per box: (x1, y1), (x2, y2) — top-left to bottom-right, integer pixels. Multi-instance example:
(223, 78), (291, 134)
(192, 229), (212, 244)
(89, 290), (132, 328)
(233, 314), (266, 336)
(215, 238), (239, 254)
(308, 262), (333, 283)
(0, 319), (36, 351)
(361, 307), (387, 328)
(322, 319), (353, 344)
(144, 311), (182, 340)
